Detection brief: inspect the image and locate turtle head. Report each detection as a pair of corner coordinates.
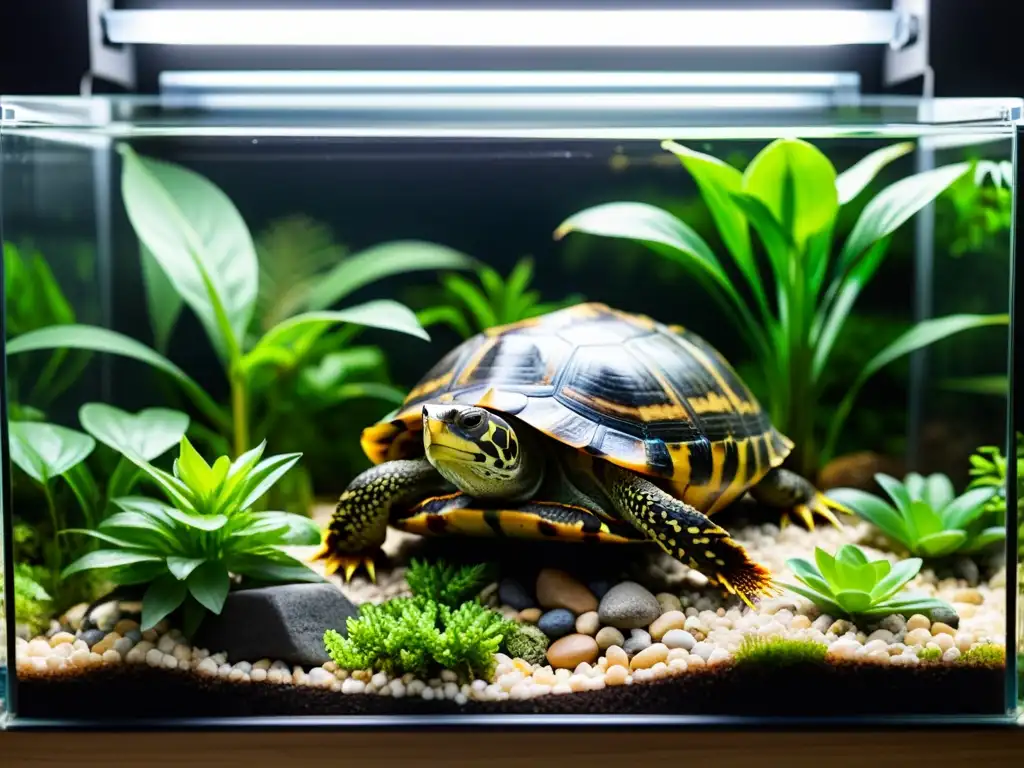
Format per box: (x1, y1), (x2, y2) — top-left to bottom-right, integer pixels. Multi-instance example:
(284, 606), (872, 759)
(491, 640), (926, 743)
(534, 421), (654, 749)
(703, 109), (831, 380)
(421, 404), (537, 499)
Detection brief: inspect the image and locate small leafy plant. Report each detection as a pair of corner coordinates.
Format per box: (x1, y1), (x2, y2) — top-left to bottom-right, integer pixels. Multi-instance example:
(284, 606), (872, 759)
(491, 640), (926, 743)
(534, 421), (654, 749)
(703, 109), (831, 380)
(827, 473), (1003, 558)
(943, 159), (1013, 257)
(733, 636), (828, 667)
(417, 257), (582, 338)
(405, 558), (489, 606)
(783, 544), (953, 621)
(324, 560), (510, 681)
(969, 435), (1023, 526)
(60, 435), (321, 635)
(556, 139), (1006, 476)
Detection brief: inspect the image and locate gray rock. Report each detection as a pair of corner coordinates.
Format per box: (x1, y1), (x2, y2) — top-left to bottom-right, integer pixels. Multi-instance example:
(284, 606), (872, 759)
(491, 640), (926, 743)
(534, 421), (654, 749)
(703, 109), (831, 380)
(79, 629), (106, 648)
(598, 581), (661, 629)
(498, 578), (535, 610)
(623, 628), (652, 657)
(195, 582), (358, 667)
(928, 604), (960, 629)
(124, 629), (143, 644)
(537, 609), (575, 640)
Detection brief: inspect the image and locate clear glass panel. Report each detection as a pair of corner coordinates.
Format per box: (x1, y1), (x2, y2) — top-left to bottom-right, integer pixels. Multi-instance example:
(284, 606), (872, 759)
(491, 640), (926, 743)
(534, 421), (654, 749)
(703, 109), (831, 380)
(0, 92), (1018, 726)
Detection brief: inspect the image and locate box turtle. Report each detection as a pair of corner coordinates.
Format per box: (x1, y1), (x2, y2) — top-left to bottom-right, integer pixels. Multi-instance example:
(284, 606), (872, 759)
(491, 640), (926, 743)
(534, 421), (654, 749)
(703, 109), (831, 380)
(317, 303), (845, 605)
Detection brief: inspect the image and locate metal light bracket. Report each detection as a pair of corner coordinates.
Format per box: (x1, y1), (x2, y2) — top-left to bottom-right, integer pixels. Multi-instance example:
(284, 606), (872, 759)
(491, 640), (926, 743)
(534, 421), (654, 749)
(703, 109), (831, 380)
(85, 0), (136, 93)
(885, 0), (932, 91)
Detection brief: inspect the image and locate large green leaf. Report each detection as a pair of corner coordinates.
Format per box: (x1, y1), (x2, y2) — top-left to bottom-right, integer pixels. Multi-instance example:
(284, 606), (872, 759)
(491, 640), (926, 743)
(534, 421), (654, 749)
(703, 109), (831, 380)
(780, 580), (843, 616)
(869, 558), (922, 603)
(241, 301), (429, 374)
(834, 589), (873, 615)
(442, 273), (498, 330)
(227, 511), (321, 547)
(305, 241), (475, 310)
(923, 473), (956, 511)
(8, 422), (96, 485)
(786, 558), (832, 596)
(835, 142), (915, 205)
(742, 138), (838, 248)
(118, 145), (258, 359)
(140, 242), (184, 353)
(141, 574), (189, 630)
(7, 324), (227, 430)
(916, 531), (969, 558)
(825, 487), (908, 546)
(187, 561), (231, 614)
(235, 452), (303, 511)
(79, 403), (190, 462)
(661, 141), (761, 306)
(166, 556), (206, 580)
(942, 487), (998, 529)
(838, 162), (970, 271)
(823, 314), (1008, 462)
(225, 551), (322, 583)
(61, 549), (163, 579)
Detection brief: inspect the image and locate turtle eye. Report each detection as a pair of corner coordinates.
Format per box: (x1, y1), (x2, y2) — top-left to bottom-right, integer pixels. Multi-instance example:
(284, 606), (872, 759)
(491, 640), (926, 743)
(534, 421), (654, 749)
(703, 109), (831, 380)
(457, 410), (485, 431)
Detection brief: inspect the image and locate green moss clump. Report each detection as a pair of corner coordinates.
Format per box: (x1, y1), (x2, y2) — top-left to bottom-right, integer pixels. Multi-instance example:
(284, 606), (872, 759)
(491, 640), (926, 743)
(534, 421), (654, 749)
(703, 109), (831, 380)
(917, 646), (942, 662)
(324, 597), (510, 682)
(733, 636), (828, 667)
(958, 643), (1005, 666)
(504, 623), (549, 666)
(405, 558), (490, 607)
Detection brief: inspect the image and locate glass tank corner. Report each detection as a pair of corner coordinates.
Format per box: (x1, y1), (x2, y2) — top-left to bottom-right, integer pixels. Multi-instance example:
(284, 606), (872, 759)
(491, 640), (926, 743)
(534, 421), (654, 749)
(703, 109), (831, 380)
(0, 93), (1020, 727)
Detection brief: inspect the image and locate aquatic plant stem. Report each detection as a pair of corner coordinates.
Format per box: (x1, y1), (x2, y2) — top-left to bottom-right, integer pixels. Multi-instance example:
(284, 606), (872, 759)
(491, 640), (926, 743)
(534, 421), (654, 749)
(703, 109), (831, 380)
(231, 372), (250, 458)
(43, 485), (63, 574)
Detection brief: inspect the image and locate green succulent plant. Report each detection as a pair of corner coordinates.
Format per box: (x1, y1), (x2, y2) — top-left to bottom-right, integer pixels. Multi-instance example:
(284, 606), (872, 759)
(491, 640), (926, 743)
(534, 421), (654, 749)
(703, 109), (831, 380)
(417, 256), (582, 338)
(782, 544), (953, 621)
(827, 473), (1003, 558)
(60, 435), (321, 635)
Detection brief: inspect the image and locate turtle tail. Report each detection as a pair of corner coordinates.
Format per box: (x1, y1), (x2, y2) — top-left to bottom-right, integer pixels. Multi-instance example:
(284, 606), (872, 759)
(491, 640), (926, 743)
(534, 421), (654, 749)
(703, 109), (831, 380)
(700, 536), (778, 608)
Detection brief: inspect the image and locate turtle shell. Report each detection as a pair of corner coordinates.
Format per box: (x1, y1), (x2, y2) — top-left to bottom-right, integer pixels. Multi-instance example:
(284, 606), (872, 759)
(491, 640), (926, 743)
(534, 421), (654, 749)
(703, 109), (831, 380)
(362, 302), (793, 514)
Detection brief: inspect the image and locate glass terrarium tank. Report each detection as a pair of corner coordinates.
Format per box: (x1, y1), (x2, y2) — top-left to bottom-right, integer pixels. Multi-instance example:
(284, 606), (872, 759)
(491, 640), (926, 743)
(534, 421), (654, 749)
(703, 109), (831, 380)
(0, 78), (1020, 726)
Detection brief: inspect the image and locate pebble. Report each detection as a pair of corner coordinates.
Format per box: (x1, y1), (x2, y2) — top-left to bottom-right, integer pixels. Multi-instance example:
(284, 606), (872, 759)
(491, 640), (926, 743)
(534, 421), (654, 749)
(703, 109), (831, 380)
(498, 578), (535, 610)
(953, 588), (984, 605)
(929, 605), (960, 629)
(546, 634), (599, 669)
(905, 628), (933, 647)
(309, 668), (334, 687)
(605, 645), (629, 668)
(629, 643), (669, 670)
(27, 639), (52, 657)
(114, 619), (140, 635)
(931, 622), (956, 637)
(79, 629), (106, 649)
(656, 593), (683, 612)
(575, 611), (600, 636)
(537, 609), (576, 640)
(604, 665), (629, 685)
(661, 629), (696, 651)
(791, 615), (812, 630)
(906, 614), (931, 632)
(649, 610), (686, 641)
(49, 632), (76, 647)
(595, 626), (625, 650)
(623, 629), (652, 656)
(518, 608), (542, 624)
(598, 582), (662, 629)
(536, 568), (599, 614)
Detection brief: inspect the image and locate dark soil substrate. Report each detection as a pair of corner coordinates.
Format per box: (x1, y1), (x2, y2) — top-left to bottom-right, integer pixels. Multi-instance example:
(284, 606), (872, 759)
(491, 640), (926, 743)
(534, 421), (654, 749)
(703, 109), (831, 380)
(15, 660), (1006, 722)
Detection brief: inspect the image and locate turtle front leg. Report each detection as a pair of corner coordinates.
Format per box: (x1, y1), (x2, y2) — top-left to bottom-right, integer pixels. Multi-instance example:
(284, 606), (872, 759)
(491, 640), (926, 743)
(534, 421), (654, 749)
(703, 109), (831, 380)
(315, 458), (453, 582)
(599, 464), (774, 606)
(749, 467), (849, 530)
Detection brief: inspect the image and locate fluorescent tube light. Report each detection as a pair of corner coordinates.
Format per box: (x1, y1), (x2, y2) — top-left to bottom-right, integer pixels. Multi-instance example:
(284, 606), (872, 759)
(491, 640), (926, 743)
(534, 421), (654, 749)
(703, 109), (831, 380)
(104, 9), (902, 48)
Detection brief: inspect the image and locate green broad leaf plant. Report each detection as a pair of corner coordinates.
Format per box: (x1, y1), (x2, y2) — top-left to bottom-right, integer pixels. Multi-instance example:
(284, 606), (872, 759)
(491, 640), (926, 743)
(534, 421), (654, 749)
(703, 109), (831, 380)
(60, 433), (321, 635)
(827, 472), (1004, 558)
(783, 544), (953, 621)
(6, 147), (475, 468)
(968, 434), (1023, 553)
(417, 256), (583, 339)
(555, 138), (1007, 477)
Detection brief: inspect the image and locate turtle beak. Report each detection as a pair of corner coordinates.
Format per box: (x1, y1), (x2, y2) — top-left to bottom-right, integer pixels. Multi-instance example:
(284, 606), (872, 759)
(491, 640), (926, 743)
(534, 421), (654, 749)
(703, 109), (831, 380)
(422, 407), (446, 449)
(422, 406), (478, 461)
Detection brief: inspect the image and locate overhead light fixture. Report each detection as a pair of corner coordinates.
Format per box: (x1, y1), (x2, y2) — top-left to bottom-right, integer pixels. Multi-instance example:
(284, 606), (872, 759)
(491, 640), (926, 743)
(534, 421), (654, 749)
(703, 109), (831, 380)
(103, 9), (906, 48)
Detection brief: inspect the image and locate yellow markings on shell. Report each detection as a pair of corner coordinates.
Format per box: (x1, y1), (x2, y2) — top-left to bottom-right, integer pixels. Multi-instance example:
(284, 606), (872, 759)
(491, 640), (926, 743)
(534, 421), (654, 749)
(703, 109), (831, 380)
(673, 333), (760, 415)
(562, 387), (687, 423)
(456, 336), (499, 385)
(406, 371), (453, 401)
(476, 387), (505, 410)
(686, 391), (734, 414)
(687, 526), (701, 534)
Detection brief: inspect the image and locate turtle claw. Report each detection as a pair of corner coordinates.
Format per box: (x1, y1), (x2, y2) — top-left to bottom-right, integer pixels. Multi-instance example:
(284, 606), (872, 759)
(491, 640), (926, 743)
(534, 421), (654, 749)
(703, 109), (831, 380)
(316, 550), (381, 584)
(783, 493), (849, 530)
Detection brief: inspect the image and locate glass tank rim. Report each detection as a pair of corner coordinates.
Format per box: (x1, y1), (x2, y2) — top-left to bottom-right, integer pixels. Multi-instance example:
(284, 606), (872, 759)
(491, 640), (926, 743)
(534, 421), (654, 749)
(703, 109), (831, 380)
(1, 92), (1021, 139)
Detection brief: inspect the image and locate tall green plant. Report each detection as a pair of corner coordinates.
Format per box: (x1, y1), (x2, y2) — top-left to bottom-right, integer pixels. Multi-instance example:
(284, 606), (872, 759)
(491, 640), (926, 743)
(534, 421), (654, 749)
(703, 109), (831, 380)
(556, 139), (1006, 477)
(7, 147), (474, 463)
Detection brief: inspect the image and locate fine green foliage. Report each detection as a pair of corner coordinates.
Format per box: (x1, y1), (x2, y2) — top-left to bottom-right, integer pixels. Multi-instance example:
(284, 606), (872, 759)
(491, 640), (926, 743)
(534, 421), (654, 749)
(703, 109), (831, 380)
(555, 139), (1004, 476)
(405, 559), (489, 607)
(7, 149), (471, 466)
(733, 636), (828, 667)
(503, 623), (550, 666)
(1, 560), (54, 635)
(418, 257), (582, 338)
(782, 544), (953, 621)
(323, 597), (510, 681)
(827, 472), (1003, 558)
(943, 159), (1013, 256)
(968, 435), (1023, 527)
(917, 646), (942, 661)
(60, 435), (321, 635)
(958, 643), (1005, 666)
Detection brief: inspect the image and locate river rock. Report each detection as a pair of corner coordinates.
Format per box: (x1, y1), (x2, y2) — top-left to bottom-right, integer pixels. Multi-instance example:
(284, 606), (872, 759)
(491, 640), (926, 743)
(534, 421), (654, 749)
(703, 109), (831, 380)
(498, 578), (535, 611)
(598, 582), (661, 629)
(536, 569), (598, 614)
(546, 634), (599, 670)
(537, 609), (576, 640)
(195, 583), (357, 667)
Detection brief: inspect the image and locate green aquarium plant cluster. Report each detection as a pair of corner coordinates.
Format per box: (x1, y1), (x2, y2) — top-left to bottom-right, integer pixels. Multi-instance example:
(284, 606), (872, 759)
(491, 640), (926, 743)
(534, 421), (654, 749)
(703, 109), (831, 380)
(556, 138), (1006, 476)
(6, 147), (474, 469)
(323, 559), (510, 681)
(943, 159), (1013, 257)
(782, 544), (953, 621)
(828, 473), (1004, 558)
(732, 635), (828, 667)
(417, 256), (582, 339)
(60, 433), (321, 635)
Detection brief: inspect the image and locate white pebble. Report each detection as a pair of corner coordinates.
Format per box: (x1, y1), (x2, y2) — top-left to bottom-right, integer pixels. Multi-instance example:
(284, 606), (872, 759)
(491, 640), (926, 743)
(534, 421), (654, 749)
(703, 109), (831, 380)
(70, 649), (92, 667)
(163, 655), (178, 670)
(309, 667), (335, 687)
(390, 680), (406, 698)
(45, 656), (65, 671)
(455, 693), (468, 705)
(342, 678), (366, 694)
(443, 681), (460, 699)
(146, 649), (164, 667)
(157, 635), (177, 653)
(662, 629), (696, 650)
(371, 671), (389, 689)
(707, 648), (730, 665)
(27, 639), (52, 658)
(197, 658), (218, 676)
(421, 687), (435, 701)
(942, 647), (961, 662)
(102, 649), (121, 665)
(441, 669), (458, 683)
(690, 642), (714, 660)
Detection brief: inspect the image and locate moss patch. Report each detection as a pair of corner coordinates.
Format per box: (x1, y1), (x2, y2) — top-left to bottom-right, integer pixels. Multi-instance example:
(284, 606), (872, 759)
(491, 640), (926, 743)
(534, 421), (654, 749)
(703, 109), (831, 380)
(733, 636), (828, 667)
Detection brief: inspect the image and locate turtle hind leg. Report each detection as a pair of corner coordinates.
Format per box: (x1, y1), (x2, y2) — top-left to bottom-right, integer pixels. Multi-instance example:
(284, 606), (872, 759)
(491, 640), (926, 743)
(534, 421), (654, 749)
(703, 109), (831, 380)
(750, 467), (849, 530)
(314, 457), (451, 582)
(599, 464), (775, 606)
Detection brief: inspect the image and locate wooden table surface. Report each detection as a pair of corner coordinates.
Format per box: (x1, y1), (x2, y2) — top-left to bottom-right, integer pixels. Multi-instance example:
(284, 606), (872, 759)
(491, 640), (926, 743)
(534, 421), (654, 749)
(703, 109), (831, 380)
(3, 729), (1023, 767)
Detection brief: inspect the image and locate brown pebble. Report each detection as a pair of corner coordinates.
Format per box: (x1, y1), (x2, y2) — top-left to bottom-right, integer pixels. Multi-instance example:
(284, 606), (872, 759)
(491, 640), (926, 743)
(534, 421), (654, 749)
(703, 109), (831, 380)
(517, 608), (542, 624)
(952, 588), (984, 605)
(536, 569), (598, 614)
(649, 610), (686, 641)
(605, 645), (629, 669)
(906, 614), (931, 632)
(629, 643), (669, 671)
(546, 634), (600, 670)
(113, 619), (140, 635)
(931, 622), (956, 637)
